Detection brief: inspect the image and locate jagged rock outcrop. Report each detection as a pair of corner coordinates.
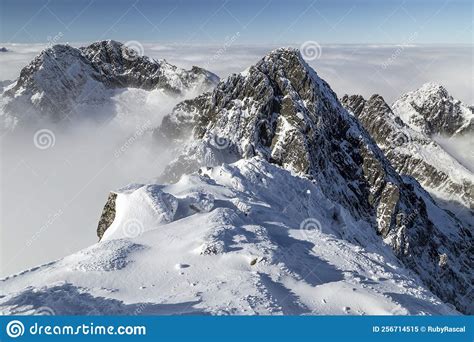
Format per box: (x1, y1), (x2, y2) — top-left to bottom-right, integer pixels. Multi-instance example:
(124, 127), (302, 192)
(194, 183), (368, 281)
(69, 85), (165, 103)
(154, 48), (473, 313)
(1, 40), (218, 127)
(81, 40), (218, 93)
(392, 82), (473, 136)
(97, 192), (117, 241)
(341, 94), (474, 213)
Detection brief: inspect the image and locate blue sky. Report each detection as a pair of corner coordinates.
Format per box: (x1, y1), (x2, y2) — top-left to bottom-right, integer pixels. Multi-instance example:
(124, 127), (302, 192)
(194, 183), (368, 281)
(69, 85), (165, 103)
(0, 0), (472, 44)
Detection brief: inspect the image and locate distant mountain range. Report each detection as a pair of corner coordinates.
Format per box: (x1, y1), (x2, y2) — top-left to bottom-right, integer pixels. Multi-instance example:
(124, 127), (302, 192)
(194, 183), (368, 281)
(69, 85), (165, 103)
(0, 40), (218, 129)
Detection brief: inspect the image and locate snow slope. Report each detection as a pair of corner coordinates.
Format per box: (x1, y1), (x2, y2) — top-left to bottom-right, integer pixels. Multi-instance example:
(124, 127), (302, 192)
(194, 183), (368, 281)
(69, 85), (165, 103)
(0, 159), (458, 315)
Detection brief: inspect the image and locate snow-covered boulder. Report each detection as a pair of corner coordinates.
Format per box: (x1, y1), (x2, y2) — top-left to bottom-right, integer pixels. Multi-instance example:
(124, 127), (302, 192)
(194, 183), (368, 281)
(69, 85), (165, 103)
(98, 184), (178, 241)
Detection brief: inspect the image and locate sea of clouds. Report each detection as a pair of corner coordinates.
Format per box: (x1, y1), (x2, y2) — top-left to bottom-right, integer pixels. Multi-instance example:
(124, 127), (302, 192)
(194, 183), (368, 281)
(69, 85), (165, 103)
(1, 42), (472, 104)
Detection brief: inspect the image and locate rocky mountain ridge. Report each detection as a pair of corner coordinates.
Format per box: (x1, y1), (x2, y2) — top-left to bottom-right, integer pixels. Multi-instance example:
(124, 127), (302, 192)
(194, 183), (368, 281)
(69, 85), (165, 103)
(1, 40), (218, 128)
(341, 93), (473, 217)
(391, 82), (473, 137)
(151, 48), (472, 313)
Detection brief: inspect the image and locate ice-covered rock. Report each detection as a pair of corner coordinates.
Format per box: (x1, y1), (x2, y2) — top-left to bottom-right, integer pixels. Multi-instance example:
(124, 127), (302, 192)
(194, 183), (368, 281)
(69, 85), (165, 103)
(187, 192), (215, 213)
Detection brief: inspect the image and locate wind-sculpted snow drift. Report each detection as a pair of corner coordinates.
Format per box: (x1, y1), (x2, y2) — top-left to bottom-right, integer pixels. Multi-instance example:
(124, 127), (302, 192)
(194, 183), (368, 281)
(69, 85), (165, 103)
(1, 48), (472, 315)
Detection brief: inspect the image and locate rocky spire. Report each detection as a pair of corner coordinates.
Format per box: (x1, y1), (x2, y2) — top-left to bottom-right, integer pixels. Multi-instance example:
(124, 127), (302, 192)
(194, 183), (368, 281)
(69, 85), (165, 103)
(156, 48), (473, 313)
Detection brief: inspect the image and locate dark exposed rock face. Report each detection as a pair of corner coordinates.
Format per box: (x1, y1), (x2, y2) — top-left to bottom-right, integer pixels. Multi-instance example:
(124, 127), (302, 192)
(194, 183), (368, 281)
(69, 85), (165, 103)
(97, 192), (117, 241)
(3, 40), (219, 124)
(341, 94), (473, 212)
(4, 45), (97, 122)
(155, 48), (473, 313)
(392, 83), (473, 137)
(81, 40), (218, 93)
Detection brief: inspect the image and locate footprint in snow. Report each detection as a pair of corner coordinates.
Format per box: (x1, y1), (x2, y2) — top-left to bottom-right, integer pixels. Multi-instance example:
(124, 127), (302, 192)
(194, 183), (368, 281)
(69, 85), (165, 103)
(175, 263), (190, 270)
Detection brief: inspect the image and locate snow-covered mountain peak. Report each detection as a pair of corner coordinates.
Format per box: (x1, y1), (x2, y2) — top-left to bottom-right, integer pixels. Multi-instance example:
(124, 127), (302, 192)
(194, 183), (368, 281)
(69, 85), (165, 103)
(413, 82), (450, 100)
(1, 157), (461, 315)
(392, 82), (473, 136)
(1, 40), (219, 128)
(80, 40), (219, 93)
(157, 46), (359, 182)
(259, 47), (303, 66)
(259, 47), (301, 64)
(345, 94), (403, 120)
(153, 48), (472, 313)
(9, 43), (94, 94)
